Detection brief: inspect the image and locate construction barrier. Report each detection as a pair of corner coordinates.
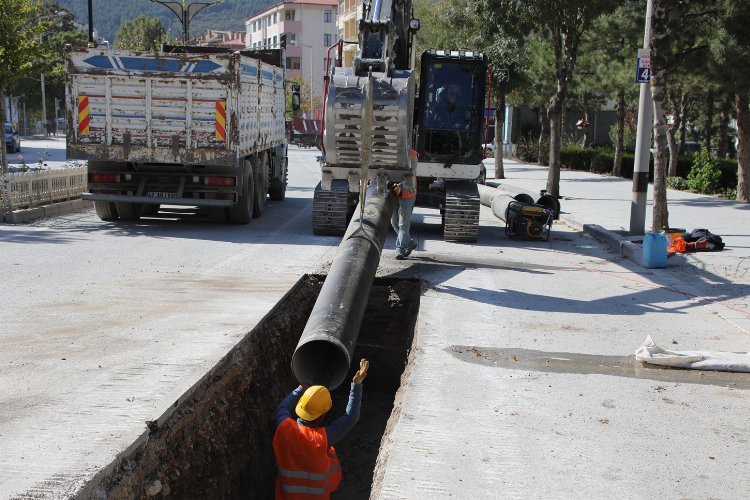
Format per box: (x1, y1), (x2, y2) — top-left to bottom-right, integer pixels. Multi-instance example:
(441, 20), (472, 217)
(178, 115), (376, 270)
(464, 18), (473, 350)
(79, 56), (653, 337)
(1, 166), (87, 212)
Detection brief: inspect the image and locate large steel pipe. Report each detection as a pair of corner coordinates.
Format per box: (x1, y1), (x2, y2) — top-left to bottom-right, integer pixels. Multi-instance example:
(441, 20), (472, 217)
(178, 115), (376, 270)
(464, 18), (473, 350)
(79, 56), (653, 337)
(477, 184), (533, 222)
(292, 183), (397, 389)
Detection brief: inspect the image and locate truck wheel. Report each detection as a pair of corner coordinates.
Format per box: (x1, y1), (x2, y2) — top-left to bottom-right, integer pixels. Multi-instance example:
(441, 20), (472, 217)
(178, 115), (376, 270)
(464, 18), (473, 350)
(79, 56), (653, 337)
(269, 157), (287, 201)
(229, 164), (254, 224)
(94, 201), (118, 221)
(116, 202), (142, 221)
(253, 153), (268, 218)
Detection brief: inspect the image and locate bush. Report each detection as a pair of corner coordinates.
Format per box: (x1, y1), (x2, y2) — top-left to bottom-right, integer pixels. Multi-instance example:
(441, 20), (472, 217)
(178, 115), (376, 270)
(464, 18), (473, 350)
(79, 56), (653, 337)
(560, 146), (595, 170)
(591, 150), (614, 174)
(667, 176), (689, 190)
(687, 149), (722, 193)
(516, 134), (541, 163)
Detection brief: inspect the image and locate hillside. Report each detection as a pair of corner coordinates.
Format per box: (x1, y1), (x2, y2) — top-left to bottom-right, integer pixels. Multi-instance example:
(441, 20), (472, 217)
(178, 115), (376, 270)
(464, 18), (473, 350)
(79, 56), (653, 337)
(56, 0), (275, 45)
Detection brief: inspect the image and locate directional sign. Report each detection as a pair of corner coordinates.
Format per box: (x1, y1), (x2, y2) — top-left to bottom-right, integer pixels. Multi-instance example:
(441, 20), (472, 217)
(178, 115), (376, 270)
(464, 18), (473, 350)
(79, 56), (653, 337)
(636, 48), (651, 83)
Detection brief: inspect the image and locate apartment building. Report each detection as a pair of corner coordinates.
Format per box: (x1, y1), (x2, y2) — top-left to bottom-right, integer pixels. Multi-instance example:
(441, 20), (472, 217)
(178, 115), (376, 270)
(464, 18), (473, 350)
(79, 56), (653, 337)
(337, 0), (361, 67)
(245, 0), (338, 116)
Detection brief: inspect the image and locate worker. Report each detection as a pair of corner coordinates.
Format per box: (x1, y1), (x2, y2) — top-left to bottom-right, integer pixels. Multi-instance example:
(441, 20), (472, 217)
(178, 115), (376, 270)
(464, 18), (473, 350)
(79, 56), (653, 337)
(273, 358), (370, 499)
(389, 150), (418, 260)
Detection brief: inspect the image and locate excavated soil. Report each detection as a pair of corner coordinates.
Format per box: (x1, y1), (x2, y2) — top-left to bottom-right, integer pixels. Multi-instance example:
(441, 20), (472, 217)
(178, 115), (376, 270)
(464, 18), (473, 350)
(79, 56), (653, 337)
(78, 275), (420, 500)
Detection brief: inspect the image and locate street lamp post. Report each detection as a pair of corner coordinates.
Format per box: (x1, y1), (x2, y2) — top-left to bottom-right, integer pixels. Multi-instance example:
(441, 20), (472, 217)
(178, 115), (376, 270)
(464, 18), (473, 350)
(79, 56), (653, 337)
(292, 42), (314, 116)
(150, 0), (224, 43)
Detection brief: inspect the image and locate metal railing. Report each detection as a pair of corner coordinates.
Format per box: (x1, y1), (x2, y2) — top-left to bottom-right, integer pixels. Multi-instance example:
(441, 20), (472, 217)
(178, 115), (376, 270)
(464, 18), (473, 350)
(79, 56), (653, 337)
(1, 166), (87, 212)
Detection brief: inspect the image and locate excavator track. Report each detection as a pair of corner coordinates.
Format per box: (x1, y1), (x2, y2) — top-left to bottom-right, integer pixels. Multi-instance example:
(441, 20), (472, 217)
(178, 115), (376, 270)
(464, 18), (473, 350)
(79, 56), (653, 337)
(312, 179), (352, 235)
(443, 181), (480, 243)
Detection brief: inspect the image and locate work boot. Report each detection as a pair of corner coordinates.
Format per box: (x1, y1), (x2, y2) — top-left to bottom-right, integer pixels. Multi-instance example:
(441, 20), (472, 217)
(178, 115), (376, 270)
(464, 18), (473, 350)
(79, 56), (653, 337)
(395, 250), (406, 260)
(403, 240), (417, 258)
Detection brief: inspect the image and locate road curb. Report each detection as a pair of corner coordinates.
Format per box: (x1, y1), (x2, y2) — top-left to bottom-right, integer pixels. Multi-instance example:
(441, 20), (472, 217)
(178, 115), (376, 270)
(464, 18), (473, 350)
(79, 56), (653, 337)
(2, 199), (92, 224)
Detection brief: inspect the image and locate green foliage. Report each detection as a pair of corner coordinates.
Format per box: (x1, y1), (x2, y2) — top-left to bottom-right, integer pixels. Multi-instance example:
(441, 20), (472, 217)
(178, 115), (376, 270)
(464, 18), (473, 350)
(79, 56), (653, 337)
(608, 123), (636, 152)
(560, 146), (595, 170)
(667, 176), (689, 190)
(515, 134), (541, 163)
(115, 16), (168, 50)
(687, 149), (723, 194)
(0, 0), (49, 90)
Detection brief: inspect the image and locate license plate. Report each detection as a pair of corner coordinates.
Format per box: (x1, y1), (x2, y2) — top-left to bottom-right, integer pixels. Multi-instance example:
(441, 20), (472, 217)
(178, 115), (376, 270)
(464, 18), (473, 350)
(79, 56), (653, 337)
(146, 192), (178, 198)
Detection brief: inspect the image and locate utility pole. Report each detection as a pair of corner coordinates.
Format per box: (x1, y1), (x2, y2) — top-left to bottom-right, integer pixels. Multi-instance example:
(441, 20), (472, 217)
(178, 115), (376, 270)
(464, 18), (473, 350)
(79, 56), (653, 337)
(630, 0), (654, 235)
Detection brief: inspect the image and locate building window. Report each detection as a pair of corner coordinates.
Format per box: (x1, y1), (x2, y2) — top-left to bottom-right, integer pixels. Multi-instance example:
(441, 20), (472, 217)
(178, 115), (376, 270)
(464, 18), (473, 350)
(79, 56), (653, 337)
(324, 10), (333, 23)
(273, 12), (278, 24)
(273, 35), (277, 47)
(285, 9), (295, 21)
(286, 33), (296, 43)
(286, 57), (301, 70)
(323, 33), (333, 46)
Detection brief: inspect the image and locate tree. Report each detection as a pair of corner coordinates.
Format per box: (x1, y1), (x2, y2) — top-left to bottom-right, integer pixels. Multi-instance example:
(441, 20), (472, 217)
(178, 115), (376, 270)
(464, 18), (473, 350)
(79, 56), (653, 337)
(115, 16), (169, 51)
(0, 0), (51, 175)
(585, 4), (643, 176)
(479, 0), (618, 197)
(711, 0), (750, 201)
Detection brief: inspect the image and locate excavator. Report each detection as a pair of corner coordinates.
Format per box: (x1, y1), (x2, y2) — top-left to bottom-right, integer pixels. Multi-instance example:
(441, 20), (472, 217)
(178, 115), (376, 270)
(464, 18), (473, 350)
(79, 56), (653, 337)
(312, 0), (488, 242)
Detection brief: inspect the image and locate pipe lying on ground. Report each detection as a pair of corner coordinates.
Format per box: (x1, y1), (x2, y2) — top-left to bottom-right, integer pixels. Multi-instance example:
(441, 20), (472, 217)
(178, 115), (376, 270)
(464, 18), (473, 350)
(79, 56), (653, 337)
(292, 183), (397, 389)
(477, 184), (533, 222)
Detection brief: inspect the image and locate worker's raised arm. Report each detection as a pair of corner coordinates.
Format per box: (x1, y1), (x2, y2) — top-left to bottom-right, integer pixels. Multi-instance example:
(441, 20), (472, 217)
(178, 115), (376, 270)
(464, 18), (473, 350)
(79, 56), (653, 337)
(326, 359), (369, 445)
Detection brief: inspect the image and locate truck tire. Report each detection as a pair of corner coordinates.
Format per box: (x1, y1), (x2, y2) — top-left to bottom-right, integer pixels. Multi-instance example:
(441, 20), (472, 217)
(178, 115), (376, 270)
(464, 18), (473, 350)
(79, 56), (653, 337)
(253, 153), (268, 218)
(269, 157), (287, 201)
(94, 201), (118, 221)
(229, 164), (254, 224)
(116, 202), (142, 221)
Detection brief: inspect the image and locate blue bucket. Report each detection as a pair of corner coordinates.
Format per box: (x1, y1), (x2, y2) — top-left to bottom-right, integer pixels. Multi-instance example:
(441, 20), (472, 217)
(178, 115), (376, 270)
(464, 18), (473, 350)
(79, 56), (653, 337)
(643, 232), (668, 268)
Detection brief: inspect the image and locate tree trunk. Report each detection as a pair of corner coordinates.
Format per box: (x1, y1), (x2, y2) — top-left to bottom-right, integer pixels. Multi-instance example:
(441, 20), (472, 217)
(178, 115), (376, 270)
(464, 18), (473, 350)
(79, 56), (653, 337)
(494, 93), (505, 179)
(547, 103), (563, 198)
(667, 89), (680, 177)
(736, 91), (750, 202)
(704, 90), (714, 152)
(717, 97), (731, 159)
(678, 93), (688, 154)
(650, 0), (670, 231)
(537, 105), (547, 165)
(581, 94), (590, 147)
(0, 89), (8, 175)
(613, 88), (625, 177)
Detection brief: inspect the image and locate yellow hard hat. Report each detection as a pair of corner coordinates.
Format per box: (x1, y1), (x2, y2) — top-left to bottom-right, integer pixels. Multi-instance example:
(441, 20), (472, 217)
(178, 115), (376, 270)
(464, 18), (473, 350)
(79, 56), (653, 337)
(295, 385), (332, 421)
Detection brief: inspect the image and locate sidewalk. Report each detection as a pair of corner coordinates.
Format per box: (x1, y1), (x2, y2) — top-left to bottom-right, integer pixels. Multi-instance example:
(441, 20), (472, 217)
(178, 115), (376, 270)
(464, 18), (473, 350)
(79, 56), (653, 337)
(485, 158), (750, 335)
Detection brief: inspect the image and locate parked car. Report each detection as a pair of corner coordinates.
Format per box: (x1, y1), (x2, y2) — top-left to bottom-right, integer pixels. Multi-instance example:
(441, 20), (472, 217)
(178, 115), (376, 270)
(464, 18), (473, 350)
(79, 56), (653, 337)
(5, 123), (20, 153)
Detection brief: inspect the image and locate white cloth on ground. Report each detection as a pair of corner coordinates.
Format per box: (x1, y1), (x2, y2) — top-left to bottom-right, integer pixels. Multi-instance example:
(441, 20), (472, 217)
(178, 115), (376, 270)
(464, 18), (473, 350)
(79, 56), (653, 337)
(635, 335), (750, 372)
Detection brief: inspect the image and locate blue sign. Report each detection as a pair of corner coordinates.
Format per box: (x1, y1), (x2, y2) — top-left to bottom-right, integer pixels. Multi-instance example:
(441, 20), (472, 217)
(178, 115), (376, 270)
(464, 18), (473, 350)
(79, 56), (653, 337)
(636, 63), (650, 83)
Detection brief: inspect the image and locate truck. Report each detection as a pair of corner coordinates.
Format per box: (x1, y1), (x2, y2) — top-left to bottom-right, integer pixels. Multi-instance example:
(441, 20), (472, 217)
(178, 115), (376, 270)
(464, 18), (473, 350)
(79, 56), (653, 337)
(313, 0), (488, 242)
(65, 45), (294, 223)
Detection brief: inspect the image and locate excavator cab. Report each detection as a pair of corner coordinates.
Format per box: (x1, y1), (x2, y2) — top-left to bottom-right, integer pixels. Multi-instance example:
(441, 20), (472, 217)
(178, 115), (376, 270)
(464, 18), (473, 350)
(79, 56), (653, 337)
(415, 51), (487, 164)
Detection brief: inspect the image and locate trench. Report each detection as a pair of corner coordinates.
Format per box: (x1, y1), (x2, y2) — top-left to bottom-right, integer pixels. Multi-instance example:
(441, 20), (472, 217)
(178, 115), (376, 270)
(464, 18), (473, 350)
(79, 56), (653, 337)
(79, 275), (420, 500)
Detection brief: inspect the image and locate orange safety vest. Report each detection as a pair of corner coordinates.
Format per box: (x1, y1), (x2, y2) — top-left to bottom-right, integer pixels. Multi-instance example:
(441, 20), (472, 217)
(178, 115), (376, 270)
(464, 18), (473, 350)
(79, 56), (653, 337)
(273, 419), (342, 499)
(401, 174), (417, 199)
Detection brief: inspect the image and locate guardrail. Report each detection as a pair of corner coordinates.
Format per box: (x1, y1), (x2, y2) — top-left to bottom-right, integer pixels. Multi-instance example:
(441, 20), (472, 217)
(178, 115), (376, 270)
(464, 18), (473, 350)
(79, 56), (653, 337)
(1, 166), (87, 212)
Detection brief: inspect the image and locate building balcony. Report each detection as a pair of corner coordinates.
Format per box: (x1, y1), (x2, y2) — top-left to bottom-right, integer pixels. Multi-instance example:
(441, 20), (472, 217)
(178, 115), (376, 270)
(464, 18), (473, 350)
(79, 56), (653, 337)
(286, 45), (302, 58)
(279, 20), (302, 34)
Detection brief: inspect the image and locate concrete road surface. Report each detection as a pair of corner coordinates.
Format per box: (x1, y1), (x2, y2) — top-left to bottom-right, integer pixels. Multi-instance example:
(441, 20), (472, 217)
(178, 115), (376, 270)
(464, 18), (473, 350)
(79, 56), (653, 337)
(1, 146), (748, 498)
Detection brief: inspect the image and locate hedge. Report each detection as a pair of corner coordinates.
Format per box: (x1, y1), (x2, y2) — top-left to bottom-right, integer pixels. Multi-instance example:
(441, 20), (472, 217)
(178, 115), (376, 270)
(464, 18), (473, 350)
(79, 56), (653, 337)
(558, 146), (737, 190)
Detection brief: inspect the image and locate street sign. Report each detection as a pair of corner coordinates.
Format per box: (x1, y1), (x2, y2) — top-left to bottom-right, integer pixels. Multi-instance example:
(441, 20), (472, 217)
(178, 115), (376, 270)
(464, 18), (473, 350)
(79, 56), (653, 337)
(636, 48), (651, 83)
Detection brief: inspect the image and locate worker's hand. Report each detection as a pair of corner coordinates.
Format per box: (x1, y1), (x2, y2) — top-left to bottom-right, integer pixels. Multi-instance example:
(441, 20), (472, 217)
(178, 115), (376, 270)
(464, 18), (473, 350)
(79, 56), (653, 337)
(352, 358), (369, 384)
(392, 184), (402, 197)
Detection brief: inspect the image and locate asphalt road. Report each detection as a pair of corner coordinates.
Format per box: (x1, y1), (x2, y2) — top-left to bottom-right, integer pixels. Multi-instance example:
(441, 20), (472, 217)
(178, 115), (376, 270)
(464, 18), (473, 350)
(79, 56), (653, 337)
(1, 144), (748, 498)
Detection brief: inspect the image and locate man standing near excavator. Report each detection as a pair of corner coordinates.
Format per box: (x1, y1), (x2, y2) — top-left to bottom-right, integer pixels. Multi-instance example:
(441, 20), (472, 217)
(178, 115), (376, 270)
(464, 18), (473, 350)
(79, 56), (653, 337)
(389, 149), (419, 260)
(273, 358), (370, 499)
